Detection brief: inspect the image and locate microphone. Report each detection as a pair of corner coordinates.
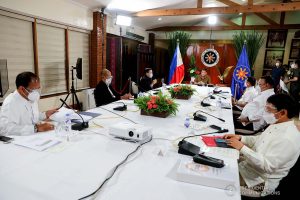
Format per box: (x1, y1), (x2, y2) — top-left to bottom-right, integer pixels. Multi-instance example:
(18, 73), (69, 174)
(113, 102), (127, 111)
(194, 109), (225, 122)
(201, 95), (212, 107)
(59, 98), (89, 131)
(98, 106), (138, 124)
(177, 129), (228, 156)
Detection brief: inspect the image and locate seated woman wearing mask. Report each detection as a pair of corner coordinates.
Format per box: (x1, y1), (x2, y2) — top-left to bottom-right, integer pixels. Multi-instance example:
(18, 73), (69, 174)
(139, 68), (157, 92)
(224, 94), (300, 197)
(94, 69), (132, 107)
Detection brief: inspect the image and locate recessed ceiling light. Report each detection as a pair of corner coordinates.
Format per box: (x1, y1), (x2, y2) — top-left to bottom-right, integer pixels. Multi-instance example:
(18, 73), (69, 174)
(239, 13), (243, 15)
(158, 17), (162, 21)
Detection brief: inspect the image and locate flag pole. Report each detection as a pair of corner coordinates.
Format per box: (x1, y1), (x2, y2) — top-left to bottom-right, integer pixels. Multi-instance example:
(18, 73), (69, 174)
(234, 83), (238, 100)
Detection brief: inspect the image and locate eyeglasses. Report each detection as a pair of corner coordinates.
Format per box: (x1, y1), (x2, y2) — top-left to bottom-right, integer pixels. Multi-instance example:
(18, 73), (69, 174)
(25, 87), (41, 94)
(264, 104), (277, 112)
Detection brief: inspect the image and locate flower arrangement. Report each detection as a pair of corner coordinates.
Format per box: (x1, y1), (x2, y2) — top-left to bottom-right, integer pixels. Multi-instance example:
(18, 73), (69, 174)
(134, 92), (178, 117)
(169, 85), (195, 99)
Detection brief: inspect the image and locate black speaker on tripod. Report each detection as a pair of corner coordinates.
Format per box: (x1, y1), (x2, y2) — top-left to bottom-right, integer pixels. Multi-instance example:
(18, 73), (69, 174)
(60, 58), (82, 110)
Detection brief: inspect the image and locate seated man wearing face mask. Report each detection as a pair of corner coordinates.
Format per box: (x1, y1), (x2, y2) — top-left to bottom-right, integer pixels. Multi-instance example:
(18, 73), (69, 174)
(94, 69), (132, 107)
(0, 72), (57, 136)
(224, 94), (300, 197)
(139, 68), (157, 92)
(234, 76), (275, 133)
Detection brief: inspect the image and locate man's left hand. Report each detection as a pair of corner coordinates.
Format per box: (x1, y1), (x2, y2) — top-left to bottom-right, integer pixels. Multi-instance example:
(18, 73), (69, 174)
(46, 109), (58, 119)
(226, 138), (244, 150)
(238, 117), (249, 123)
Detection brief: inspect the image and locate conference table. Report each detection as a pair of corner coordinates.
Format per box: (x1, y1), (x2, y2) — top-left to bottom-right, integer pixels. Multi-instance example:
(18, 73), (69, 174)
(0, 85), (241, 200)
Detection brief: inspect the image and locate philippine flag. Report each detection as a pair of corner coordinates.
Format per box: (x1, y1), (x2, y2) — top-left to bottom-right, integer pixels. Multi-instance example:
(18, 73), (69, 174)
(168, 44), (185, 84)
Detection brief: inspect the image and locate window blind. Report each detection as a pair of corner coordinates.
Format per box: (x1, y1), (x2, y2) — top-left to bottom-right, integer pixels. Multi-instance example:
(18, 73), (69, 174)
(37, 24), (66, 95)
(0, 15), (34, 101)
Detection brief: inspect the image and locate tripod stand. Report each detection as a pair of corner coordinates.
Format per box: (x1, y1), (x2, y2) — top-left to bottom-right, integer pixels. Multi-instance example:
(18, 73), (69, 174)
(61, 66), (81, 110)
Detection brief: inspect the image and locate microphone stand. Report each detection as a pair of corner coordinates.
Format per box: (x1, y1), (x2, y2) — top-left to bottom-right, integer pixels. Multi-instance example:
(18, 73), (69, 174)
(60, 99), (89, 131)
(194, 109), (225, 122)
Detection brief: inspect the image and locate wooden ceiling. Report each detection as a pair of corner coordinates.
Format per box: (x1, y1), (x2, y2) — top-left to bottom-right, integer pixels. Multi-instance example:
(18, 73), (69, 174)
(132, 0), (300, 31)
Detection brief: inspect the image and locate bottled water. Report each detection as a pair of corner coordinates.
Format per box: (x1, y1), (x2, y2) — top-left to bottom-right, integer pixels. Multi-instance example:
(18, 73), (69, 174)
(138, 92), (144, 98)
(161, 78), (167, 89)
(216, 97), (222, 108)
(64, 113), (72, 133)
(184, 117), (190, 128)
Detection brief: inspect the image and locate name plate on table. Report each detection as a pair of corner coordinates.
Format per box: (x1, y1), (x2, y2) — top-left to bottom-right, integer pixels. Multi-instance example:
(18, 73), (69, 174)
(176, 156), (237, 190)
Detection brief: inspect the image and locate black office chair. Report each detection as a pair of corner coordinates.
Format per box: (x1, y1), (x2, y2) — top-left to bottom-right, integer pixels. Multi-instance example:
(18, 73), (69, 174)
(242, 154), (300, 200)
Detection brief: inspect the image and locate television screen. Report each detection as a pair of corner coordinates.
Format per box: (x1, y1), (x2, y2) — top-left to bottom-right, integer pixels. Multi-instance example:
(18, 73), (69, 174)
(76, 58), (82, 80)
(0, 59), (9, 97)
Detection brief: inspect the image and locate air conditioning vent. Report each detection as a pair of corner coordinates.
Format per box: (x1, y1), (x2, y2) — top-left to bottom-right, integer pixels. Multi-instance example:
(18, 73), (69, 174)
(123, 31), (144, 41)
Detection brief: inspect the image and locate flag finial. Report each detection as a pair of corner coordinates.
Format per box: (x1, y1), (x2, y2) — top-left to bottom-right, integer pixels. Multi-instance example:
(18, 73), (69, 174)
(243, 40), (247, 45)
(176, 39), (179, 46)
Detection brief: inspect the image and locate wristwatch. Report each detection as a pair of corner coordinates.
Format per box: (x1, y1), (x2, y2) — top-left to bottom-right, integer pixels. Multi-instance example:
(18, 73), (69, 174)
(34, 124), (38, 133)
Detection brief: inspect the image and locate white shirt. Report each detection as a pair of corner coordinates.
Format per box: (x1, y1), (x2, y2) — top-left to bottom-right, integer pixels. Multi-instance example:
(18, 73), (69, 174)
(239, 120), (300, 195)
(236, 86), (258, 110)
(0, 90), (46, 136)
(241, 88), (275, 130)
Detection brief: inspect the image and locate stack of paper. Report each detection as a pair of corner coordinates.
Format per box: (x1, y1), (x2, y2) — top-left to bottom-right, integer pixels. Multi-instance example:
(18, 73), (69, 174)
(13, 137), (61, 151)
(49, 107), (75, 122)
(176, 156), (238, 189)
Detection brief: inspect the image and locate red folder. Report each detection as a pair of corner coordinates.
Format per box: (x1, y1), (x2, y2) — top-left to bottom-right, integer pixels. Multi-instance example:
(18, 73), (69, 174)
(201, 136), (223, 147)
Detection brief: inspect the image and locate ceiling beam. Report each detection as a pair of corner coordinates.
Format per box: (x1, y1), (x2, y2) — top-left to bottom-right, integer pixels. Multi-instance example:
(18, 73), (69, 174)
(280, 12), (286, 25)
(217, 0), (239, 6)
(134, 2), (300, 17)
(254, 12), (278, 25)
(242, 13), (246, 27)
(248, 0), (253, 6)
(147, 24), (300, 31)
(218, 16), (240, 27)
(197, 0), (202, 8)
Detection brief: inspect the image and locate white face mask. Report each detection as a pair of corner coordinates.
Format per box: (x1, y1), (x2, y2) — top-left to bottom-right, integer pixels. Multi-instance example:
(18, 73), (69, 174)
(26, 89), (41, 102)
(291, 64), (296, 69)
(147, 73), (153, 78)
(105, 77), (112, 85)
(275, 62), (280, 67)
(263, 111), (277, 124)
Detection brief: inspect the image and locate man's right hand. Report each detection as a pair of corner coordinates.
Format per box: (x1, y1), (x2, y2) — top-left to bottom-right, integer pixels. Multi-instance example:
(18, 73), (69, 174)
(37, 123), (54, 132)
(152, 79), (157, 85)
(223, 134), (241, 141)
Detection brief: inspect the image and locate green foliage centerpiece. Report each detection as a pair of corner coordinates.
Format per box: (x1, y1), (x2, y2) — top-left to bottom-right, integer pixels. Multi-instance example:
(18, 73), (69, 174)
(134, 92), (178, 118)
(169, 85), (195, 100)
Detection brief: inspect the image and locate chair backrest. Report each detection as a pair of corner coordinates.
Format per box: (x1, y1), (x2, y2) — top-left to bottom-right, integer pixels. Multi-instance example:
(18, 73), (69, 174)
(276, 154), (300, 198)
(82, 88), (96, 111)
(131, 81), (139, 94)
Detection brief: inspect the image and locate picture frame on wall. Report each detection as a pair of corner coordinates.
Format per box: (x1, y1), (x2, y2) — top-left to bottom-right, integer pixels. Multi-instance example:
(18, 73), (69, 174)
(291, 39), (300, 48)
(289, 48), (300, 59)
(289, 39), (300, 59)
(264, 50), (285, 69)
(266, 29), (288, 48)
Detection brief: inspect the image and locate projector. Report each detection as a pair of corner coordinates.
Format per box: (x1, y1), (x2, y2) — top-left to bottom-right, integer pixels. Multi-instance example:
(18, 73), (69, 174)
(109, 122), (152, 142)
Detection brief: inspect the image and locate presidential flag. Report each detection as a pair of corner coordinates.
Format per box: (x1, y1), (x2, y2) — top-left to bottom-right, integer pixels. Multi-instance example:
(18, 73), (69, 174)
(231, 44), (251, 99)
(168, 43), (185, 84)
